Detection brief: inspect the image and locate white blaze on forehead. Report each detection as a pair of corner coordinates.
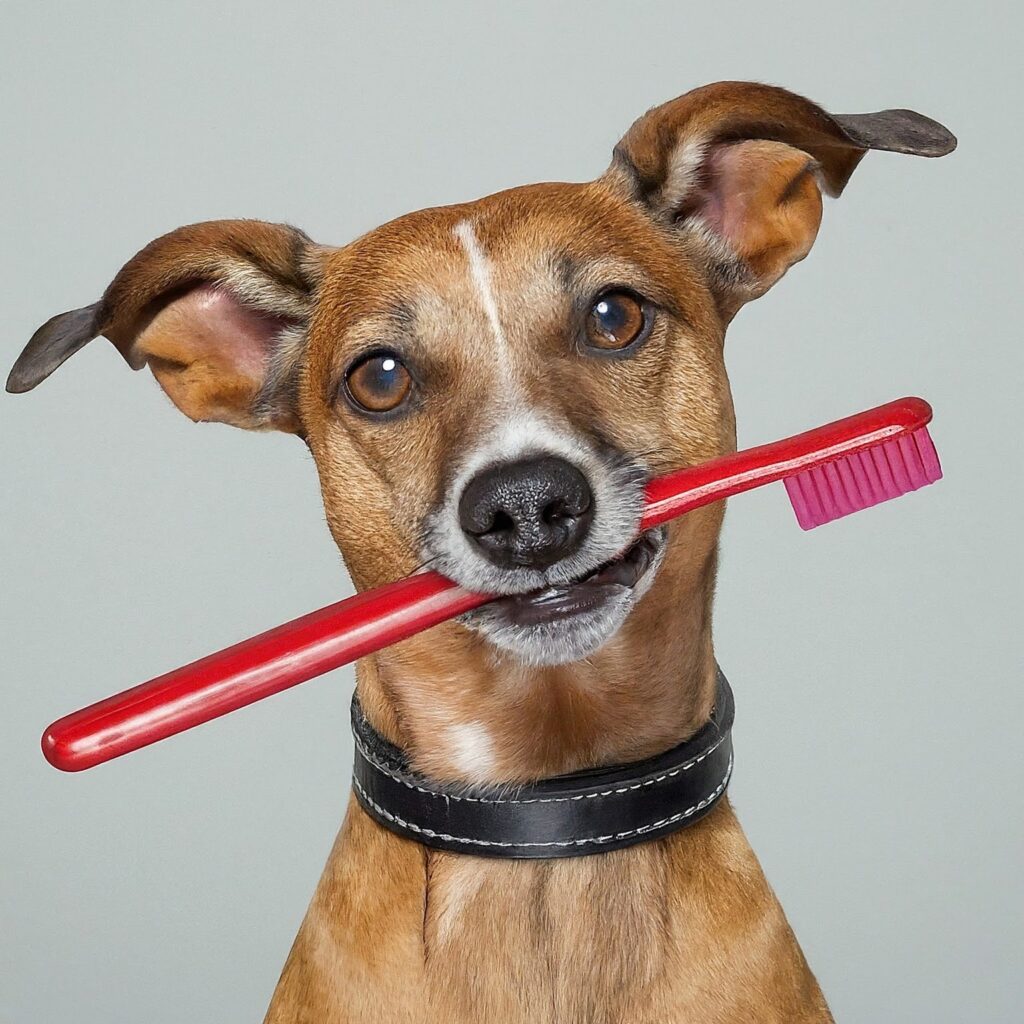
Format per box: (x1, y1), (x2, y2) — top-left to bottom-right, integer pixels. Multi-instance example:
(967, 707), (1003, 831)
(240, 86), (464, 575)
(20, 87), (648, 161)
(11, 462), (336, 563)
(446, 721), (496, 777)
(452, 219), (517, 387)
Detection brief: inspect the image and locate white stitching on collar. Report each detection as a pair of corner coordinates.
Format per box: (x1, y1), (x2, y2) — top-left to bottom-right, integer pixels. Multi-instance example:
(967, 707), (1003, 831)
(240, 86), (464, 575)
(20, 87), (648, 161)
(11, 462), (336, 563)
(352, 730), (728, 806)
(352, 754), (733, 849)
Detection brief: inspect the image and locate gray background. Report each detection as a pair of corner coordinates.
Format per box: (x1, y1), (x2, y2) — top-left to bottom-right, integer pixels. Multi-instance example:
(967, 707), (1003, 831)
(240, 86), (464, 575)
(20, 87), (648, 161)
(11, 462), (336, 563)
(2, 2), (1020, 1021)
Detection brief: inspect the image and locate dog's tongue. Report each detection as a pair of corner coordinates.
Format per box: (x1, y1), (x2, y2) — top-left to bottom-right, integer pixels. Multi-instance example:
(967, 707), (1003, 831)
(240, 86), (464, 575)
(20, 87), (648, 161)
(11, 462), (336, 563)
(589, 538), (656, 588)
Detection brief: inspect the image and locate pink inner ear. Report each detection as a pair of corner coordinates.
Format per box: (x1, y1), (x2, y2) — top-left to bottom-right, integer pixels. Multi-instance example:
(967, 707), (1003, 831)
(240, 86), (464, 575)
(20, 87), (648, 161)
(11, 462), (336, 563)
(130, 282), (298, 428)
(156, 284), (288, 383)
(698, 142), (768, 245)
(685, 139), (824, 293)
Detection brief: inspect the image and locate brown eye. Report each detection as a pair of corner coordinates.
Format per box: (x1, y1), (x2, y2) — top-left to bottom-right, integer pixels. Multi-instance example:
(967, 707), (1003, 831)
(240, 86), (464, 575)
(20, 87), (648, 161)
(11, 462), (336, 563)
(344, 351), (412, 413)
(585, 291), (647, 351)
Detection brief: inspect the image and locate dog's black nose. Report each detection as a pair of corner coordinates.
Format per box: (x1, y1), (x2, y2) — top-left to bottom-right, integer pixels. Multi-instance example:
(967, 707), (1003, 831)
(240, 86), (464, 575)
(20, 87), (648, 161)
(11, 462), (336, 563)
(459, 456), (594, 569)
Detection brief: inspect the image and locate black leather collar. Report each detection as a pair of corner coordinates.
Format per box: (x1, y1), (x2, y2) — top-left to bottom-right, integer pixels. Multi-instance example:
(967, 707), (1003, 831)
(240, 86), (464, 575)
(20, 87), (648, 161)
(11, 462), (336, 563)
(351, 667), (734, 859)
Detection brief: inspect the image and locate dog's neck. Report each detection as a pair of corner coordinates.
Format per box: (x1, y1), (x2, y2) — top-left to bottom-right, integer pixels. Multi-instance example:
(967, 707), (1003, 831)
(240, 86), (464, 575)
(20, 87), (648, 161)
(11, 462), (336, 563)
(355, 540), (719, 787)
(267, 536), (833, 1022)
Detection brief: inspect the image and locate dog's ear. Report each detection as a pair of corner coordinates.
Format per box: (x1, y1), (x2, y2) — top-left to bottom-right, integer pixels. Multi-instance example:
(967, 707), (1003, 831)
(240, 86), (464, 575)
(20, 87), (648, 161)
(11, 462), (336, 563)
(604, 81), (956, 318)
(7, 220), (328, 432)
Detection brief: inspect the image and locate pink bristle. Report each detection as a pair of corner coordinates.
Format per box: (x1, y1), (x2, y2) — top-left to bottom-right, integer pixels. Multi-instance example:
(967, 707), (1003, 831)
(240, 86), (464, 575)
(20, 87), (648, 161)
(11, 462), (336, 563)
(786, 473), (813, 529)
(898, 434), (926, 488)
(914, 427), (942, 479)
(870, 442), (898, 496)
(784, 425), (942, 530)
(834, 457), (859, 509)
(858, 445), (885, 503)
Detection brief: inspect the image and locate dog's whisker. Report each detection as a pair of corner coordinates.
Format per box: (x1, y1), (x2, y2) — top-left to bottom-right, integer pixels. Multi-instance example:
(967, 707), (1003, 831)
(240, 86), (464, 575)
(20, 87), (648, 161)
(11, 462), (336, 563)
(409, 553), (442, 575)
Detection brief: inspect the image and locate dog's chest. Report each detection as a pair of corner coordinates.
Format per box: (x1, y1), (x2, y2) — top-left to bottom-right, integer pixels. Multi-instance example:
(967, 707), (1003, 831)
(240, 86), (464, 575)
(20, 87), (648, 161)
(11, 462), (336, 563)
(423, 849), (670, 1022)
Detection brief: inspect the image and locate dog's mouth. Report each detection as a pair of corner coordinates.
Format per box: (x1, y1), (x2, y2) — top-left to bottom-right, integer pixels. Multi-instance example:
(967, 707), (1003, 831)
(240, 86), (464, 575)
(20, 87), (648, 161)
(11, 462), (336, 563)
(487, 528), (665, 627)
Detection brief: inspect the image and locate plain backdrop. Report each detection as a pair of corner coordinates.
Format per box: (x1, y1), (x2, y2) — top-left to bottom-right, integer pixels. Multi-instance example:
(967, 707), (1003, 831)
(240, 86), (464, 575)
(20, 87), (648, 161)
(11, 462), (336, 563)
(2, 2), (1020, 1021)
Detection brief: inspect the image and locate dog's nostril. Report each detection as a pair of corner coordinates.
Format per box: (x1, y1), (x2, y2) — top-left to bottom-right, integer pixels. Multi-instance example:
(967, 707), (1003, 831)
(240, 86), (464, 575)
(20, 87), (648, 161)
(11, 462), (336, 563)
(542, 499), (571, 525)
(458, 455), (595, 570)
(490, 510), (515, 534)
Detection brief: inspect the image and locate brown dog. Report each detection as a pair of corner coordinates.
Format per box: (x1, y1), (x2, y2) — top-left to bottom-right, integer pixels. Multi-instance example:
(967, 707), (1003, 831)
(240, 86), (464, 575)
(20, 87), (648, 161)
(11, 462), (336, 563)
(9, 82), (954, 1023)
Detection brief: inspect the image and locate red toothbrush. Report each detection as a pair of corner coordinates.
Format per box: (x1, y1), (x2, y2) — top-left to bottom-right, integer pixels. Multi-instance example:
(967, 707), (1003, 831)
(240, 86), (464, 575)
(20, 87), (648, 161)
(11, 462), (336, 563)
(42, 397), (941, 772)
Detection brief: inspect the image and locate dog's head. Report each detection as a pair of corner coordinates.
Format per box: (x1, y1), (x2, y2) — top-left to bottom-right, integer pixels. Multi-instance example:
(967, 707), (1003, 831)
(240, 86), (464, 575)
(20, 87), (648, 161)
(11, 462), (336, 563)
(9, 83), (954, 670)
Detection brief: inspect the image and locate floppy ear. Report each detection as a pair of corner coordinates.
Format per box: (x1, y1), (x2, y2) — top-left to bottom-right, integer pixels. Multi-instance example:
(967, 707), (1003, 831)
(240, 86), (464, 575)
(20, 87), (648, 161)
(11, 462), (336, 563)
(6, 219), (326, 432)
(604, 81), (956, 318)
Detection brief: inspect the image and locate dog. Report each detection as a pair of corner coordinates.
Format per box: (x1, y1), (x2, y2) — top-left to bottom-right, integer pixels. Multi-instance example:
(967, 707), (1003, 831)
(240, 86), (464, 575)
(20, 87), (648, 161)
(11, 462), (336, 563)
(9, 82), (954, 1023)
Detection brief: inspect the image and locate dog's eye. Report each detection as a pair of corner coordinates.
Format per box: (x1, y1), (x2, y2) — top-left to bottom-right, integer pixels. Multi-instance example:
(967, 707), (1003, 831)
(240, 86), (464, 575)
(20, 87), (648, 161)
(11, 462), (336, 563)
(344, 351), (412, 413)
(585, 291), (648, 351)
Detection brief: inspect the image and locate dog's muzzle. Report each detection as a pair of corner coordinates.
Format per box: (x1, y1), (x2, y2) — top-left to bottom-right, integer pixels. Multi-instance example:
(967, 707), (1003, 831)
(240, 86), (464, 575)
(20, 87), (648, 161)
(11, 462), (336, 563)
(423, 426), (657, 664)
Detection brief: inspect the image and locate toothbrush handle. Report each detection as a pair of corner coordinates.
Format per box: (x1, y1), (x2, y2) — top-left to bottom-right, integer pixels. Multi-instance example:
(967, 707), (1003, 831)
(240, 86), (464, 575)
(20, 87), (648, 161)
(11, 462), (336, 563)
(43, 573), (483, 771)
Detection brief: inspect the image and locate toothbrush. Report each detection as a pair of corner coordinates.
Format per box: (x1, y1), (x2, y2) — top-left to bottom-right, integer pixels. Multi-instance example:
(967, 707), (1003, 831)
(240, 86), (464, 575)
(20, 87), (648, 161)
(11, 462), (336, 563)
(42, 397), (941, 772)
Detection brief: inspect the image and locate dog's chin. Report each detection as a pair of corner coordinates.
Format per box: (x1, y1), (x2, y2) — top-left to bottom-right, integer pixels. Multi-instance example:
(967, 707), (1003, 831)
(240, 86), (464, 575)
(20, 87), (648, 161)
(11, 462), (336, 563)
(459, 528), (667, 667)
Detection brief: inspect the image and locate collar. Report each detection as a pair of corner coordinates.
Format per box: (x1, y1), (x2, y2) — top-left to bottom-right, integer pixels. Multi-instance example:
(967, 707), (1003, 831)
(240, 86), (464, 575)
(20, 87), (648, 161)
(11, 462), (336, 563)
(351, 667), (734, 859)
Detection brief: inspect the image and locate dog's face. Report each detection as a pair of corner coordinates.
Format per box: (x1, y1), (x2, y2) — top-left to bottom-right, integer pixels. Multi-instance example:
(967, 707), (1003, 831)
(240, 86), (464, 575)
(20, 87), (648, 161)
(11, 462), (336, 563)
(301, 181), (732, 665)
(9, 83), (952, 670)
